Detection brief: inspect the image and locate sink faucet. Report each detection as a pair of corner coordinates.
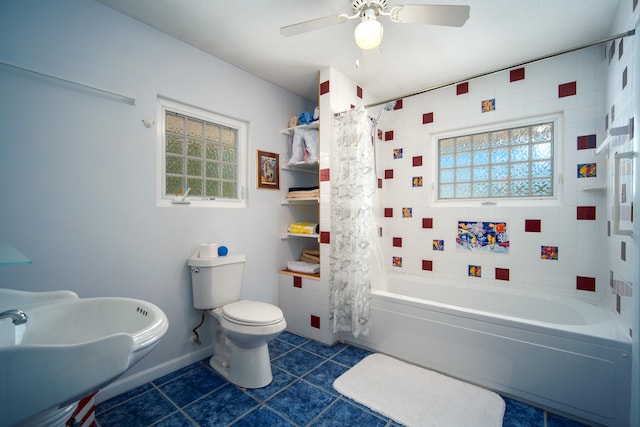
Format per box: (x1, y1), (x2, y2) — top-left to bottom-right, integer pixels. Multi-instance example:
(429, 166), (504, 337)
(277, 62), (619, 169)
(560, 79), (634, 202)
(0, 309), (28, 325)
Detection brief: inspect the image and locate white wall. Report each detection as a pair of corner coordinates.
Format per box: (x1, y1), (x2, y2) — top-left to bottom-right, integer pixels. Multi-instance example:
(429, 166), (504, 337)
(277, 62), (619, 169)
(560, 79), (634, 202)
(0, 0), (313, 390)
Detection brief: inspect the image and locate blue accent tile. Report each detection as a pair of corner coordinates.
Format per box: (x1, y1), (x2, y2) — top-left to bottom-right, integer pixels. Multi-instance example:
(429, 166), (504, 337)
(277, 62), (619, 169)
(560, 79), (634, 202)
(183, 384), (258, 426)
(152, 411), (195, 427)
(272, 348), (325, 377)
(269, 336), (295, 359)
(303, 360), (349, 394)
(95, 383), (154, 415)
(233, 405), (295, 426)
(547, 411), (588, 427)
(266, 380), (336, 425)
(153, 361), (201, 386)
(96, 388), (177, 427)
(313, 398), (388, 426)
(331, 345), (373, 367)
(158, 364), (227, 407)
(276, 331), (309, 346)
(96, 332), (577, 427)
(245, 365), (296, 401)
(502, 396), (544, 426)
(302, 340), (347, 358)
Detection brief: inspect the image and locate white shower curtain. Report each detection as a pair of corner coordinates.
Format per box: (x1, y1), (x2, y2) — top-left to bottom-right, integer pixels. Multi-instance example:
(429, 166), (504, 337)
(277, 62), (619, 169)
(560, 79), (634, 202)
(329, 107), (377, 337)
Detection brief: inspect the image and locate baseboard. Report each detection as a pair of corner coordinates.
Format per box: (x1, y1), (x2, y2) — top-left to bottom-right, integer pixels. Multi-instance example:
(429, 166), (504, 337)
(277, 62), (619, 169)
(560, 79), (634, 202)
(95, 345), (213, 404)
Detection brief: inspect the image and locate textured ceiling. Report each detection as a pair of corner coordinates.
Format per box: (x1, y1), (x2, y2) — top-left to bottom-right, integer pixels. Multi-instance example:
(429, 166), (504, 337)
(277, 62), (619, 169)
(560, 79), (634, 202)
(96, 0), (623, 103)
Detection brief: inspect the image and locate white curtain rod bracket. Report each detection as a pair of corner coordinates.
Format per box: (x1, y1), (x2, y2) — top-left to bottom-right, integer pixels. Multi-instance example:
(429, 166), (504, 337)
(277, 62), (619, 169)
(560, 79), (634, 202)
(0, 59), (136, 106)
(595, 118), (634, 155)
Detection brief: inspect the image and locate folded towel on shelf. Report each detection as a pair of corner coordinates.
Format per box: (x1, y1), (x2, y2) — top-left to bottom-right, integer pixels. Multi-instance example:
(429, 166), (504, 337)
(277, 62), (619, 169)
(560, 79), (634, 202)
(300, 248), (320, 263)
(288, 222), (319, 234)
(286, 186), (320, 199)
(287, 260), (320, 275)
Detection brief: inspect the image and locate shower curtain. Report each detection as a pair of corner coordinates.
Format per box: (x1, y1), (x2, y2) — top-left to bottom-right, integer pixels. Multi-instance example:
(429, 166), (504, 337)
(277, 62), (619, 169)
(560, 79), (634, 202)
(329, 107), (378, 337)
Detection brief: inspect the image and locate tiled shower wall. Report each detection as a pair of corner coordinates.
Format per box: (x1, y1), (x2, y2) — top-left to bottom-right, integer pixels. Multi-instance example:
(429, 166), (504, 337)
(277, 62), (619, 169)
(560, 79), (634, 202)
(604, 3), (638, 331)
(318, 43), (628, 315)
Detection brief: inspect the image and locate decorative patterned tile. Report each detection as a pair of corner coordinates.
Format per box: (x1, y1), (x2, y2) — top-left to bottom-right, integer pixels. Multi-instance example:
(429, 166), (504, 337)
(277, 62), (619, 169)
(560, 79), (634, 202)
(313, 398), (388, 426)
(183, 384), (258, 426)
(302, 340), (347, 358)
(303, 360), (350, 394)
(272, 348), (325, 377)
(245, 366), (296, 402)
(96, 388), (177, 427)
(265, 380), (336, 425)
(233, 405), (294, 426)
(276, 331), (309, 346)
(331, 346), (372, 367)
(158, 364), (227, 407)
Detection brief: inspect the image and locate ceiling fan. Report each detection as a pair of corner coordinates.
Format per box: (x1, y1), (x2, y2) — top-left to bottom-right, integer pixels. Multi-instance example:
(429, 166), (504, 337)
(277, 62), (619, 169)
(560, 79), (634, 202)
(280, 0), (470, 50)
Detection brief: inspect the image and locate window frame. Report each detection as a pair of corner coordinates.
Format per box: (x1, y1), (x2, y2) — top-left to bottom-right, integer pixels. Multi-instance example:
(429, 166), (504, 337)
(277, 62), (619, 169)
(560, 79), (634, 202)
(156, 97), (247, 208)
(430, 114), (563, 206)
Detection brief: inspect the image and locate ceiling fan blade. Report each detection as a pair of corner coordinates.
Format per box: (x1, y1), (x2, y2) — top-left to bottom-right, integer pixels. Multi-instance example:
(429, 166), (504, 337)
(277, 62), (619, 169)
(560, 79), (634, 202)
(391, 4), (470, 27)
(280, 14), (350, 37)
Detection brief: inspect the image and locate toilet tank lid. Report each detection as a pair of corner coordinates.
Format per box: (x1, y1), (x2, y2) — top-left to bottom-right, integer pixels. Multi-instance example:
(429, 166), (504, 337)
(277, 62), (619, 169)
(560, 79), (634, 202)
(187, 253), (246, 267)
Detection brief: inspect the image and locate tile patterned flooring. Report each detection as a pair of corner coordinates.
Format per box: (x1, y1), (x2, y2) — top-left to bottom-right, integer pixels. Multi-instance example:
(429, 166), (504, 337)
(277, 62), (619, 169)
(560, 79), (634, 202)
(95, 332), (587, 427)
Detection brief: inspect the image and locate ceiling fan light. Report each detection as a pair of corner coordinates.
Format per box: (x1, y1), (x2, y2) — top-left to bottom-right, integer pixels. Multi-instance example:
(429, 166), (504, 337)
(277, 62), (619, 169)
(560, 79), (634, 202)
(354, 18), (383, 49)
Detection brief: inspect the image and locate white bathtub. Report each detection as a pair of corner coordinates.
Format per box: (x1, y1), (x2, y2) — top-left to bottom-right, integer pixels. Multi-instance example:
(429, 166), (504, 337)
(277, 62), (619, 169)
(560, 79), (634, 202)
(342, 273), (631, 427)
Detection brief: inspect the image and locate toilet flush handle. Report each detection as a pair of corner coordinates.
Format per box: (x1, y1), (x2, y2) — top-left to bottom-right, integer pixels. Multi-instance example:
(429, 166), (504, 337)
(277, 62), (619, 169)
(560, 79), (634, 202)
(190, 267), (199, 273)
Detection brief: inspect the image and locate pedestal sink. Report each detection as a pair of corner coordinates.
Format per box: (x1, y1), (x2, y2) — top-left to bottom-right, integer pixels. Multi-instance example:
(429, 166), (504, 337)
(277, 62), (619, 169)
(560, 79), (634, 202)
(0, 288), (169, 426)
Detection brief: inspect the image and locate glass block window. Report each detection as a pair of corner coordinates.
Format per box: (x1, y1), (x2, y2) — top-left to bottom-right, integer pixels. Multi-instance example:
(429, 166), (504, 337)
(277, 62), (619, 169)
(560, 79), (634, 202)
(438, 122), (554, 200)
(159, 98), (247, 207)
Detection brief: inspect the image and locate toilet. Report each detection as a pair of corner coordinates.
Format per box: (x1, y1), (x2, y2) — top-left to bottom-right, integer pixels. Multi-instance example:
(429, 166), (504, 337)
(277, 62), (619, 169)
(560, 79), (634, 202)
(188, 253), (286, 388)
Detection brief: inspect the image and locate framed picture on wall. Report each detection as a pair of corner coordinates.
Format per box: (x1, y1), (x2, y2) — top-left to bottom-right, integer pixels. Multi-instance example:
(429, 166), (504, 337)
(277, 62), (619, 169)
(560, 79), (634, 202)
(257, 150), (280, 189)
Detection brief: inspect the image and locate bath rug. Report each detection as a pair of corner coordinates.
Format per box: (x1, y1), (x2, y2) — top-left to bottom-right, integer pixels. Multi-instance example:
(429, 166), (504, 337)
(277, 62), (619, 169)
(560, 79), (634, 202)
(333, 353), (505, 427)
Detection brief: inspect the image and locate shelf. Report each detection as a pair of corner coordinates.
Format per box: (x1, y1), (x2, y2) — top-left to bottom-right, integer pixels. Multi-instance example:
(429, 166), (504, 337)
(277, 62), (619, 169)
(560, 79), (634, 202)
(282, 197), (319, 205)
(280, 121), (319, 135)
(281, 232), (320, 240)
(279, 269), (320, 280)
(582, 185), (607, 192)
(0, 242), (32, 265)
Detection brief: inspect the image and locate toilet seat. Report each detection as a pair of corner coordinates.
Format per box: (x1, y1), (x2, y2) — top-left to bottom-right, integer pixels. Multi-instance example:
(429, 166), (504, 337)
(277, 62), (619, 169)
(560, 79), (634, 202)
(222, 300), (284, 326)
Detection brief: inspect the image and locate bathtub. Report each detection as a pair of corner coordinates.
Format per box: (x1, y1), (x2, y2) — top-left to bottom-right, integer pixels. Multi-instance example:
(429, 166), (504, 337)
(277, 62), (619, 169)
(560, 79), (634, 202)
(342, 273), (631, 427)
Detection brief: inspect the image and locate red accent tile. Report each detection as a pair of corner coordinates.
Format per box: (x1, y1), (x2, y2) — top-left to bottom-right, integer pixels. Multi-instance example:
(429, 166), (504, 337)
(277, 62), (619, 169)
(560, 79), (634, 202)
(384, 169), (394, 179)
(378, 178), (383, 188)
(609, 41), (616, 63)
(611, 104), (615, 122)
(623, 67), (628, 89)
(384, 130), (394, 141)
(319, 168), (330, 182)
(310, 315), (321, 329)
(319, 231), (330, 244)
(413, 156), (423, 167)
(510, 67), (525, 82)
(423, 112), (434, 124)
(422, 260), (433, 271)
(393, 237), (402, 247)
(576, 276), (596, 292)
(577, 135), (597, 150)
(558, 81), (577, 98)
(394, 99), (403, 110)
(456, 82), (469, 95)
(384, 208), (393, 217)
(319, 80), (330, 95)
(619, 39), (624, 59)
(616, 294), (621, 314)
(422, 218), (433, 229)
(621, 241), (626, 261)
(495, 268), (510, 281)
(356, 85), (363, 98)
(525, 219), (541, 232)
(293, 276), (302, 288)
(377, 129), (383, 140)
(577, 206), (596, 220)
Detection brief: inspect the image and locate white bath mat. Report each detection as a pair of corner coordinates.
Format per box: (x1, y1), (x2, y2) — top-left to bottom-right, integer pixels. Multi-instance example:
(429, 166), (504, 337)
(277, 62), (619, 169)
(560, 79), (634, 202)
(333, 353), (505, 427)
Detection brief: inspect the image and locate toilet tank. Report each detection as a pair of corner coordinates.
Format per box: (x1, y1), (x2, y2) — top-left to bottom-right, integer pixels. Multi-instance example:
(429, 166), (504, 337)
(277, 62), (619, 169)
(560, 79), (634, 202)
(188, 254), (246, 309)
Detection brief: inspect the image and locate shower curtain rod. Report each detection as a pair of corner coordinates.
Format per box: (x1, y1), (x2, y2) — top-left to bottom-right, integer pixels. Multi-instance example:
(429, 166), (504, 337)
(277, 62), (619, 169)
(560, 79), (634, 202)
(0, 59), (137, 105)
(363, 29), (636, 110)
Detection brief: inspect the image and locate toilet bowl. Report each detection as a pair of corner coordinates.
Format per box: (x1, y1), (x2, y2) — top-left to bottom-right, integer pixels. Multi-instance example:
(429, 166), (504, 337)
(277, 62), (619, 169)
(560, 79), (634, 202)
(188, 253), (287, 389)
(207, 300), (286, 388)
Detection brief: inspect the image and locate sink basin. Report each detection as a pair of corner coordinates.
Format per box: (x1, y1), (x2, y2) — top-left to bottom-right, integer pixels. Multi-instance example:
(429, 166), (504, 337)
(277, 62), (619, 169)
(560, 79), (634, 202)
(0, 288), (169, 426)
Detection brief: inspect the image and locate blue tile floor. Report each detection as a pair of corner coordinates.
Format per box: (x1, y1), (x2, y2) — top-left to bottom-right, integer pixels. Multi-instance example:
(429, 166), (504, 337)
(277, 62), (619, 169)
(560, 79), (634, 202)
(95, 331), (587, 427)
